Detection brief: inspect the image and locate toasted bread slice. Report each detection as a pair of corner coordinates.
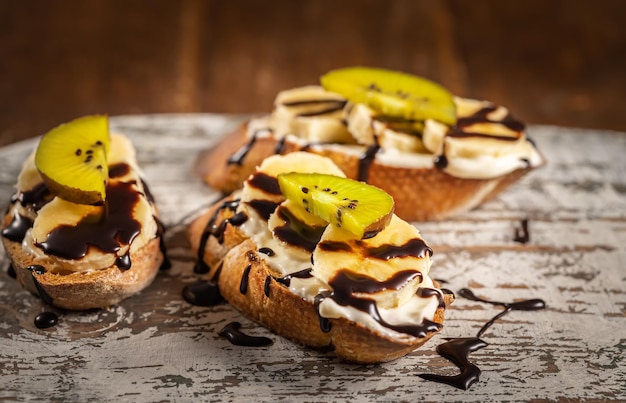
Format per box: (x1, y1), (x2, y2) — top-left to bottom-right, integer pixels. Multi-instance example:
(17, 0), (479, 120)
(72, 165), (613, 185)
(189, 153), (453, 363)
(196, 122), (538, 221)
(1, 132), (164, 310)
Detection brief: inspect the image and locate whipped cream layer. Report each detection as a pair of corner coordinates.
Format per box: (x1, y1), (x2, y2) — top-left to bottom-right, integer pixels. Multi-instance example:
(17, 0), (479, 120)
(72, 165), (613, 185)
(5, 133), (158, 274)
(250, 86), (543, 180)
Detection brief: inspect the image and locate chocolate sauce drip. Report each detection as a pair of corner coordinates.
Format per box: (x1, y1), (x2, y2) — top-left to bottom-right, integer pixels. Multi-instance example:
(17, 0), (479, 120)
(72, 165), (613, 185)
(247, 173), (281, 195)
(37, 182), (141, 260)
(109, 162), (131, 178)
(296, 102), (347, 118)
(357, 144), (380, 182)
(449, 105), (525, 140)
(239, 265), (252, 294)
(182, 280), (224, 307)
(317, 241), (352, 253)
(218, 322), (273, 347)
(417, 287), (446, 308)
(27, 265), (53, 305)
(1, 213), (33, 243)
(331, 270), (421, 294)
(274, 268), (313, 287)
(315, 270), (442, 338)
(314, 292), (332, 333)
(34, 311), (59, 329)
(419, 288), (546, 390)
(367, 238), (433, 259)
(318, 238), (432, 260)
(227, 130), (270, 166)
(434, 154), (448, 170)
(258, 247), (275, 256)
(457, 288), (545, 338)
(263, 276), (272, 297)
(513, 218), (530, 244)
(274, 136), (287, 154)
(7, 264), (17, 279)
(273, 206), (325, 253)
(245, 200), (278, 221)
(419, 338), (488, 390)
(15, 182), (52, 210)
(194, 199), (241, 274)
(115, 253), (131, 271)
(154, 216), (171, 270)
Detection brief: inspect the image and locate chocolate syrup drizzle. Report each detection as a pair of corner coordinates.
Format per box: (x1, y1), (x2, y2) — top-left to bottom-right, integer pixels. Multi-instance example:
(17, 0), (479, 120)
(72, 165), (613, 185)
(449, 105), (526, 139)
(273, 206), (326, 253)
(194, 199), (241, 274)
(37, 181), (141, 261)
(513, 218), (530, 244)
(434, 105), (527, 171)
(1, 213), (33, 243)
(34, 311), (58, 329)
(314, 270), (441, 337)
(182, 280), (223, 307)
(318, 237), (432, 260)
(357, 144), (381, 182)
(265, 268), (313, 297)
(418, 288), (546, 390)
(227, 129), (274, 166)
(218, 322), (273, 347)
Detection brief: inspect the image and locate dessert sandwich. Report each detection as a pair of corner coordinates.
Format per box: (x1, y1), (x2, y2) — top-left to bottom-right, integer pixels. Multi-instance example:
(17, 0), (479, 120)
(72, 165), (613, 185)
(197, 67), (545, 221)
(1, 116), (165, 310)
(188, 152), (453, 363)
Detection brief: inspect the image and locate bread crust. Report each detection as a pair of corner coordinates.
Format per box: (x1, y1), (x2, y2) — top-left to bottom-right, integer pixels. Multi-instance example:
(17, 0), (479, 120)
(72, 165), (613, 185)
(188, 195), (453, 363)
(2, 212), (163, 310)
(195, 122), (537, 221)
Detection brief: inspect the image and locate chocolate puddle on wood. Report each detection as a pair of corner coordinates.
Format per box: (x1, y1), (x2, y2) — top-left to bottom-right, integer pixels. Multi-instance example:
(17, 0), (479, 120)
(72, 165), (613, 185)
(418, 287), (546, 390)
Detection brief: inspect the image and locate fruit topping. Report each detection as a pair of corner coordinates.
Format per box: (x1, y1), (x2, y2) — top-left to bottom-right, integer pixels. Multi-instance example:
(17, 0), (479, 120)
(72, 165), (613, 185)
(35, 115), (110, 205)
(320, 66), (456, 125)
(277, 172), (394, 239)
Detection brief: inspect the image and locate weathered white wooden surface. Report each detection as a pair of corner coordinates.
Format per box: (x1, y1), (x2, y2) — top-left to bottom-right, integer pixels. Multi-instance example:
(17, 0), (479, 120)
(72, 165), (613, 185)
(0, 115), (624, 402)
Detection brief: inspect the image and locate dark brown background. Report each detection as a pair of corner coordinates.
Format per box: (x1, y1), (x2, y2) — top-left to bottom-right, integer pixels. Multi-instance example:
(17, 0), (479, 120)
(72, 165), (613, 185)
(1, 0), (625, 147)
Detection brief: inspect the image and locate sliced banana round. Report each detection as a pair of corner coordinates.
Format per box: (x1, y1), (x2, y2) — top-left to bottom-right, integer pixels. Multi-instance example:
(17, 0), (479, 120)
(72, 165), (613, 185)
(312, 214), (432, 309)
(270, 86), (354, 144)
(345, 103), (428, 153)
(423, 97), (542, 179)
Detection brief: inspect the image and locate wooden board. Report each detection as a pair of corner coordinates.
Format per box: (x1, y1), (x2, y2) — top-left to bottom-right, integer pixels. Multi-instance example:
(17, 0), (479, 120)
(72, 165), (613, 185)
(0, 115), (624, 401)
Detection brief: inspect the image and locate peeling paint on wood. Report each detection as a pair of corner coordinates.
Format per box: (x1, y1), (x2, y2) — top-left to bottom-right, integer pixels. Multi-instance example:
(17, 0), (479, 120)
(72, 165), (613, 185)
(1, 116), (624, 401)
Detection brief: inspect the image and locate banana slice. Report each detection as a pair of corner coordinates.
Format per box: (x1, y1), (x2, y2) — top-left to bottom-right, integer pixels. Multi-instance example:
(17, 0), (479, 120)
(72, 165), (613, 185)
(240, 152), (346, 206)
(270, 86), (355, 144)
(312, 214), (432, 309)
(423, 97), (541, 178)
(346, 103), (428, 153)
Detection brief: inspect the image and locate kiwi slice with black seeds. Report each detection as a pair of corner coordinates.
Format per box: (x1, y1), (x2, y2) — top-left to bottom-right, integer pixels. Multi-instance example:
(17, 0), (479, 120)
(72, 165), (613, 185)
(35, 115), (110, 205)
(321, 66), (456, 125)
(277, 172), (394, 238)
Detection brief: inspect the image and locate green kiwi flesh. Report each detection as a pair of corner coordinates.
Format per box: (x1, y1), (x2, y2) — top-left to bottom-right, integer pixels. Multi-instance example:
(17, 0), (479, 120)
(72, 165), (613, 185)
(277, 172), (394, 238)
(320, 66), (456, 126)
(35, 115), (110, 205)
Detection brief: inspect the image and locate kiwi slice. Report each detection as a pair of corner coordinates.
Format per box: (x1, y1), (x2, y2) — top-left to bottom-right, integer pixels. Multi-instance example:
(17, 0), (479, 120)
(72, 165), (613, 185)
(320, 66), (456, 125)
(277, 172), (394, 238)
(35, 115), (110, 205)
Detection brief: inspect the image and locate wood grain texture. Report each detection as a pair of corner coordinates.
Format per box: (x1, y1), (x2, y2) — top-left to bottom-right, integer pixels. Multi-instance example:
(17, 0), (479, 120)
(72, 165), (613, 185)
(0, 115), (625, 401)
(1, 0), (625, 147)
